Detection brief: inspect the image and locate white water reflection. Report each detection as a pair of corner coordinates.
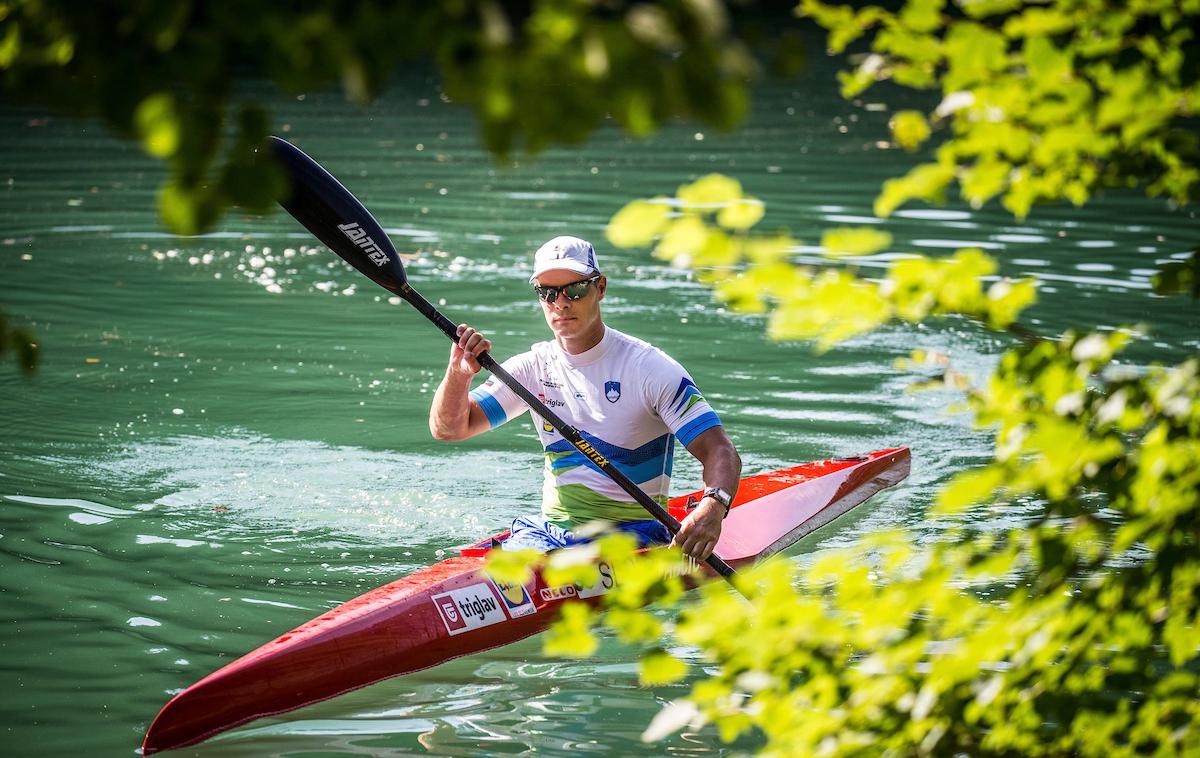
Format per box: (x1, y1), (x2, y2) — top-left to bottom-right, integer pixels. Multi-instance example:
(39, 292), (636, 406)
(1034, 272), (1152, 290)
(893, 209), (972, 220)
(913, 238), (1004, 250)
(993, 233), (1050, 243)
(77, 434), (536, 546)
(823, 213), (884, 224)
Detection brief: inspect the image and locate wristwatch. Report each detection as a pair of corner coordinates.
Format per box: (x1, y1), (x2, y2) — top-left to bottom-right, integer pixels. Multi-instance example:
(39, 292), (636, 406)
(702, 487), (733, 518)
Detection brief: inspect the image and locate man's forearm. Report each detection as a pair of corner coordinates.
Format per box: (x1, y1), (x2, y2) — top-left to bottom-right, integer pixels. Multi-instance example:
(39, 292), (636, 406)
(701, 438), (742, 498)
(674, 427), (741, 560)
(429, 369), (474, 441)
(702, 446), (742, 498)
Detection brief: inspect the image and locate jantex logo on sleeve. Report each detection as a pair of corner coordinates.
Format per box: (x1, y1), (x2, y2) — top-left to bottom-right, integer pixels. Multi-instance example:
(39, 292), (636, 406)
(431, 582), (508, 635)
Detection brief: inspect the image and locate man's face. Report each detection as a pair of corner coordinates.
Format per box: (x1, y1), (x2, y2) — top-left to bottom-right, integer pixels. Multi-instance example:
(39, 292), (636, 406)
(534, 269), (606, 342)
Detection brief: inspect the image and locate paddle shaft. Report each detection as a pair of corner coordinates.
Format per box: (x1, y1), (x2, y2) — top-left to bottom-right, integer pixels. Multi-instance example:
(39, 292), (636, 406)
(400, 282), (735, 580)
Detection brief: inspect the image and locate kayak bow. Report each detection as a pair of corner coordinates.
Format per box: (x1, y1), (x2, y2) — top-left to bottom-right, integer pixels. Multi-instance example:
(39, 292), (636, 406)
(142, 447), (909, 753)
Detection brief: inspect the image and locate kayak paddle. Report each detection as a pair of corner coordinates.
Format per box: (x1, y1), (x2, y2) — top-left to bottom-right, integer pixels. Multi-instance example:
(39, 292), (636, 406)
(267, 136), (738, 583)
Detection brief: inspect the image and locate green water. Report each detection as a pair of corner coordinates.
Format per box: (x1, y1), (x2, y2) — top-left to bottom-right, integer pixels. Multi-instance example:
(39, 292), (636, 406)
(2, 56), (1197, 757)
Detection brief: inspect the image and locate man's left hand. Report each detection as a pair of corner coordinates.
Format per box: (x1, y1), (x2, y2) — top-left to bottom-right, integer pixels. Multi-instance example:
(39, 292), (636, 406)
(672, 497), (724, 561)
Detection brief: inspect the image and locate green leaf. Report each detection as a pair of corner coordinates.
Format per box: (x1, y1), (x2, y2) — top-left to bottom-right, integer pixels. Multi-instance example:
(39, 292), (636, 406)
(158, 181), (200, 236)
(798, 1), (890, 54)
(134, 93), (180, 159)
(985, 278), (1038, 328)
(677, 174), (743, 207)
(607, 607), (663, 644)
(891, 110), (931, 151)
(900, 0), (947, 34)
(1004, 7), (1075, 37)
(821, 226), (893, 256)
(743, 234), (797, 264)
(640, 648), (688, 686)
(0, 310), (39, 377)
(0, 22), (20, 67)
(767, 269), (893, 349)
(935, 466), (1005, 513)
(1152, 250), (1200, 298)
(544, 601), (598, 657)
(607, 199), (672, 248)
(875, 162), (955, 217)
(544, 543), (605, 588)
(960, 157), (1011, 208)
(692, 228), (739, 267)
(654, 215), (711, 266)
(1022, 36), (1072, 85)
(942, 22), (1008, 90)
(484, 547), (540, 586)
(716, 198), (764, 230)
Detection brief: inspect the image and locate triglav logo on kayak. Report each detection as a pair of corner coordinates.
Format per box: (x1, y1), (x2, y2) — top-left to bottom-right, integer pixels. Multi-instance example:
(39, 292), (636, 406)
(431, 583), (507, 635)
(337, 221), (388, 267)
(604, 381), (621, 403)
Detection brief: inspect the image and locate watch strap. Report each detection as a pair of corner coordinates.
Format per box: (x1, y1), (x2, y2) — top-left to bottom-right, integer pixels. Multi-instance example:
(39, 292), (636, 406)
(702, 487), (733, 518)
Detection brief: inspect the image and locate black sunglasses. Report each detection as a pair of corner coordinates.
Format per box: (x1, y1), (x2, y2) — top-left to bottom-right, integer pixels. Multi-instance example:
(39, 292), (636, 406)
(534, 275), (601, 303)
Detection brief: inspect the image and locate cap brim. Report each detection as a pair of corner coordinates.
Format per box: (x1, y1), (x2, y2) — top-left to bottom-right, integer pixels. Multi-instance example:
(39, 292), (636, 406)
(529, 261), (598, 283)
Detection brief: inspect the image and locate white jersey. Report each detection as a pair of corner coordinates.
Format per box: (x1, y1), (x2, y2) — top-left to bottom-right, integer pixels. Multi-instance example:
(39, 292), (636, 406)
(468, 327), (721, 526)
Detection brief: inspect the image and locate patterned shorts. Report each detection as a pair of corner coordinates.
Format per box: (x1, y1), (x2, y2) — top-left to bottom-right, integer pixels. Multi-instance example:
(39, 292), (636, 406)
(502, 516), (671, 553)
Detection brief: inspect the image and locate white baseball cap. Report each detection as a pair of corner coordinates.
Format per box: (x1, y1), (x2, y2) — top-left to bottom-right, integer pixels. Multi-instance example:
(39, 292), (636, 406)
(529, 236), (601, 283)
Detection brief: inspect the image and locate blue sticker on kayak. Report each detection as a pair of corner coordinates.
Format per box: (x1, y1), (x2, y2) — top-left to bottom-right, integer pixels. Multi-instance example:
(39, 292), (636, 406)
(493, 579), (537, 618)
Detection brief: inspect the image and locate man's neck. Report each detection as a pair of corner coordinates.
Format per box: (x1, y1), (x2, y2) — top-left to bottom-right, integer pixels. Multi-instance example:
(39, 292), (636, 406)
(557, 323), (606, 355)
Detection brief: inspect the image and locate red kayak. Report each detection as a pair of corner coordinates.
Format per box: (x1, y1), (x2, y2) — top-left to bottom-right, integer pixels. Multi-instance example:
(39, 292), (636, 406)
(142, 447), (910, 753)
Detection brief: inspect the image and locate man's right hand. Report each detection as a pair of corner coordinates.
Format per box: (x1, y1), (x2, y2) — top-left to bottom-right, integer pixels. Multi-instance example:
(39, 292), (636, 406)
(450, 324), (492, 375)
(430, 324), (494, 441)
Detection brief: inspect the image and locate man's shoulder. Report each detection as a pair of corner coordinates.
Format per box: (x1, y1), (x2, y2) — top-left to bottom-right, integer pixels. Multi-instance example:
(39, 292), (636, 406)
(526, 340), (556, 360)
(609, 328), (680, 366)
(605, 329), (690, 390)
(607, 327), (669, 360)
(495, 346), (541, 376)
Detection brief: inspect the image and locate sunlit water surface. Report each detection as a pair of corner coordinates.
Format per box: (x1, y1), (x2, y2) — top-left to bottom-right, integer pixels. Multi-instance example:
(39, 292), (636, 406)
(2, 51), (1196, 757)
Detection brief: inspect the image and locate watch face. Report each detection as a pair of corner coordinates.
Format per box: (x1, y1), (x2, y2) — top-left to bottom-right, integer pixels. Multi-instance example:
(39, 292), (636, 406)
(705, 488), (731, 507)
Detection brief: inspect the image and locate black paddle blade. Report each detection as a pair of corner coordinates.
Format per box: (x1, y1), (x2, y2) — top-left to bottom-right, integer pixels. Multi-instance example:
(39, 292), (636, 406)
(269, 136), (409, 295)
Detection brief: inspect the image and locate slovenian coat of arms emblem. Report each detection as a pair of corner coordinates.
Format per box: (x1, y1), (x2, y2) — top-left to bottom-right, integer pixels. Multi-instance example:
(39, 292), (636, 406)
(604, 381), (621, 403)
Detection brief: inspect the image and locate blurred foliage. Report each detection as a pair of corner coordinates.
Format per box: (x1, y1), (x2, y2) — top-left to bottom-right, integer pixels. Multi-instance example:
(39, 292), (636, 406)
(486, 531), (697, 677)
(608, 175), (1039, 350)
(0, 0), (757, 234)
(1153, 249), (1200, 298)
(574, 1), (1200, 755)
(0, 308), (38, 375)
(671, 337), (1198, 756)
(600, 176), (1200, 752)
(799, 0), (1200, 219)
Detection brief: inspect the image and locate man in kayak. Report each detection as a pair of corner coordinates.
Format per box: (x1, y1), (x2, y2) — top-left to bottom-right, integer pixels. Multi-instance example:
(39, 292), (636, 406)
(429, 236), (741, 562)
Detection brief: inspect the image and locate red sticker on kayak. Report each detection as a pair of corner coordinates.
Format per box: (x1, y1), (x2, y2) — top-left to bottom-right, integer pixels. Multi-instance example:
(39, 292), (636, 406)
(539, 585), (578, 602)
(432, 583), (507, 635)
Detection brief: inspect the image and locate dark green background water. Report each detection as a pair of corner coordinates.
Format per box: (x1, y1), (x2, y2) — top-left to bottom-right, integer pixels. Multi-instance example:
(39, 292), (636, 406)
(1, 54), (1196, 757)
